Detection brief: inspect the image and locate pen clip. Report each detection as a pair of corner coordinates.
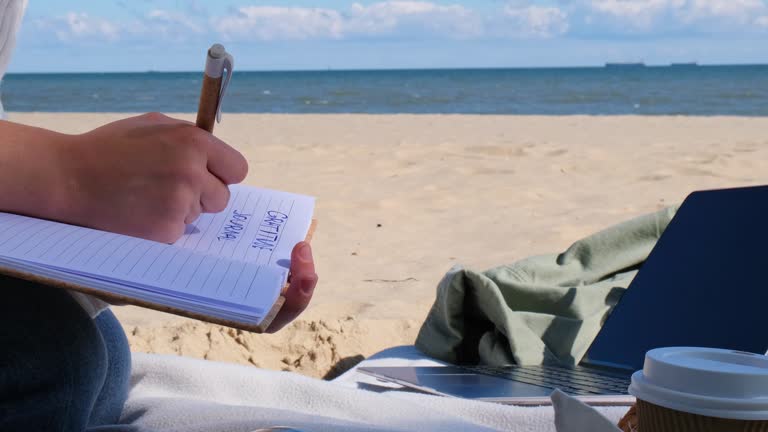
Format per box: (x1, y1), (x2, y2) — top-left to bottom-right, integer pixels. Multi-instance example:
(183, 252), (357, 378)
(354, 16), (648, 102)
(216, 53), (234, 124)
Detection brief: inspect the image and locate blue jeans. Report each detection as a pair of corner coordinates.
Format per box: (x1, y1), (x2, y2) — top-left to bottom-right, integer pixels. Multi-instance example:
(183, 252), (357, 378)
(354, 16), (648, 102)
(0, 276), (137, 431)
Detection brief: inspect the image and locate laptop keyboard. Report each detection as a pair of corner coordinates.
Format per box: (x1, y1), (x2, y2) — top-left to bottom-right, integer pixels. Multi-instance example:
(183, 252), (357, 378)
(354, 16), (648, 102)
(463, 365), (632, 396)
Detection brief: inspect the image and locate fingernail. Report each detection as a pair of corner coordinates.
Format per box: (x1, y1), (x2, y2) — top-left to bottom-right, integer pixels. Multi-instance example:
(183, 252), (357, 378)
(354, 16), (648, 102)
(297, 243), (312, 262)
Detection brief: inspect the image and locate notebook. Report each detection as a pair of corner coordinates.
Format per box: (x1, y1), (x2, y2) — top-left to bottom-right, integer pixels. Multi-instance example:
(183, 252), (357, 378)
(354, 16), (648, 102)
(0, 184), (316, 333)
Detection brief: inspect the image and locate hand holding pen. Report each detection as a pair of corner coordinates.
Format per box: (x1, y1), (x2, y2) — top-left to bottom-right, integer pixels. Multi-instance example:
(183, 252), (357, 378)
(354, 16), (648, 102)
(29, 43), (246, 244)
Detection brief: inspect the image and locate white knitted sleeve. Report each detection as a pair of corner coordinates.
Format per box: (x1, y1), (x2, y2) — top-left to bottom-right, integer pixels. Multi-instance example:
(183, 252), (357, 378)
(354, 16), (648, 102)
(0, 0), (27, 79)
(0, 0), (27, 118)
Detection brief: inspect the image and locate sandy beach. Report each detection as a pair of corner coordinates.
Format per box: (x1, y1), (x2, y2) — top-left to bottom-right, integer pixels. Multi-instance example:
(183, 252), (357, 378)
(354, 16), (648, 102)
(9, 113), (768, 378)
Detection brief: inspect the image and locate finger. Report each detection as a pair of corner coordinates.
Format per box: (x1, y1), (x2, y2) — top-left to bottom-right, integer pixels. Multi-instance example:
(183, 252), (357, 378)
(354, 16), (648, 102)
(290, 241), (316, 276)
(185, 199), (202, 224)
(200, 173), (230, 213)
(204, 135), (248, 185)
(147, 221), (186, 244)
(267, 273), (318, 333)
(266, 242), (317, 333)
(137, 112), (195, 126)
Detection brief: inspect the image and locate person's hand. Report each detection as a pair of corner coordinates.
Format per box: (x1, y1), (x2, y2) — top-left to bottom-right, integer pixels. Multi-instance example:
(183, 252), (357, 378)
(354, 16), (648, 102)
(54, 112), (247, 243)
(266, 242), (318, 333)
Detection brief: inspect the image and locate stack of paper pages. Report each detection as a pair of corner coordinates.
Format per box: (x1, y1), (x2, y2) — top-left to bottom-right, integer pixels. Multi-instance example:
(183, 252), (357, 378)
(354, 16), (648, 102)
(0, 185), (315, 332)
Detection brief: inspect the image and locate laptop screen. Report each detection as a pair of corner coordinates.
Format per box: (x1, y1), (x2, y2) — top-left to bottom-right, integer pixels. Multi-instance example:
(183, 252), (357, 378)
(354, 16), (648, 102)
(584, 186), (768, 371)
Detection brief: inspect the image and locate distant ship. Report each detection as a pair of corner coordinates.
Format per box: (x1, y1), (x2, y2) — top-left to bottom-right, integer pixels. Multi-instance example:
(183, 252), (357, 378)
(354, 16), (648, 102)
(605, 62), (646, 68)
(670, 62), (699, 67)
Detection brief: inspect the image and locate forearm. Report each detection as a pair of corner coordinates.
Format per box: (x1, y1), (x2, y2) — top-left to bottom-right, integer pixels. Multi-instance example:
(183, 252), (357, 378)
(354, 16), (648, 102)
(0, 120), (70, 219)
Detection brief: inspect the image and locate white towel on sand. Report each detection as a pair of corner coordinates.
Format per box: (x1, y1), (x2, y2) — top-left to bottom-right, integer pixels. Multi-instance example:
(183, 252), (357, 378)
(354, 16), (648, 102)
(123, 348), (629, 432)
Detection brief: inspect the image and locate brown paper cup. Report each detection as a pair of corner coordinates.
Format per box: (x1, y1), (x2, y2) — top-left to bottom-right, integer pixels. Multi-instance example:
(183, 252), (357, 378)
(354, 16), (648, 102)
(636, 399), (768, 432)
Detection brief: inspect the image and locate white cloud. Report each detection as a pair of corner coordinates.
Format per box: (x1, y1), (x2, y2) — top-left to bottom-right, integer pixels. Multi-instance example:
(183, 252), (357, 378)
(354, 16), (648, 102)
(588, 0), (680, 28)
(212, 2), (482, 40)
(146, 10), (204, 33)
(34, 9), (207, 43)
(122, 10), (204, 41)
(587, 0), (768, 29)
(345, 1), (483, 38)
(38, 12), (120, 42)
(681, 0), (766, 23)
(589, 0), (678, 18)
(28, 0), (768, 47)
(212, 6), (344, 40)
(502, 5), (569, 37)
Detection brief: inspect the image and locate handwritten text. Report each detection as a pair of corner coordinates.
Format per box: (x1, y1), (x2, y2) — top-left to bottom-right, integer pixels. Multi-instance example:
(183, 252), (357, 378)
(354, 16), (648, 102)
(217, 210), (252, 241)
(251, 211), (289, 251)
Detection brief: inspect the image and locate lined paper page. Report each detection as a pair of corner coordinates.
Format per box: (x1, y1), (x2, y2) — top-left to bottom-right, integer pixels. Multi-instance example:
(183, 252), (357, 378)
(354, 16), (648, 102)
(0, 185), (315, 313)
(175, 185), (315, 267)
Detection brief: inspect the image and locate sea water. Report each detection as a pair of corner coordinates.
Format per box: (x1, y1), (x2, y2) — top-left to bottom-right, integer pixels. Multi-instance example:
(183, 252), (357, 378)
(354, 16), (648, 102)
(2, 65), (766, 115)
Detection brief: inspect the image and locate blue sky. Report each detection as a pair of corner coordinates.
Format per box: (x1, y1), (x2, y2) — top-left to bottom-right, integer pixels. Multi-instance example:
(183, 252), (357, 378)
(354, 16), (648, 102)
(8, 0), (768, 72)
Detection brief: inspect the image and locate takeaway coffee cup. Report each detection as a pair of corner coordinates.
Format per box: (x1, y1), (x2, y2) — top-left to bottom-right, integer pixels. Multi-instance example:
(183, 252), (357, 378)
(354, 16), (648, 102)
(628, 347), (768, 432)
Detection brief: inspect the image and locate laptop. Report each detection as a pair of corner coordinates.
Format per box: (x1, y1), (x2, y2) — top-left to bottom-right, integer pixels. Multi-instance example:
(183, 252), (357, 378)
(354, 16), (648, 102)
(359, 186), (768, 405)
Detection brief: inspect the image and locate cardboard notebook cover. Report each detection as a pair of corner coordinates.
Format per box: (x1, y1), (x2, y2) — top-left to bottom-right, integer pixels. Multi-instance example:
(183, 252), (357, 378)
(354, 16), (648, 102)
(0, 219), (318, 334)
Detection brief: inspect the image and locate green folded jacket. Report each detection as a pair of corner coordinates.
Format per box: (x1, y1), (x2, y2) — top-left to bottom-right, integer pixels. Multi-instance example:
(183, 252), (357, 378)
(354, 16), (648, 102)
(416, 206), (678, 367)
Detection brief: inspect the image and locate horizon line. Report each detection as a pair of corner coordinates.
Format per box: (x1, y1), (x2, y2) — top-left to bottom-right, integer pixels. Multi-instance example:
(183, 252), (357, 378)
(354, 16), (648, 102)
(6, 62), (768, 75)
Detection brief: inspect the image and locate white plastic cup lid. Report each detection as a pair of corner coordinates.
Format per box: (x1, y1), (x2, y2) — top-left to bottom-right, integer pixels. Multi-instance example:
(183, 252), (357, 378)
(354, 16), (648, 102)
(629, 347), (768, 420)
